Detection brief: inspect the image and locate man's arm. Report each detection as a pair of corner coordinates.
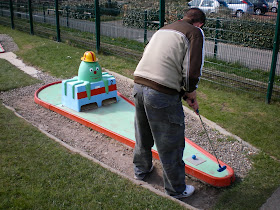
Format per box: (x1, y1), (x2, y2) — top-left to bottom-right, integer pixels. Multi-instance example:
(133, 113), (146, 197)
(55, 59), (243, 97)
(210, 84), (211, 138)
(182, 28), (205, 93)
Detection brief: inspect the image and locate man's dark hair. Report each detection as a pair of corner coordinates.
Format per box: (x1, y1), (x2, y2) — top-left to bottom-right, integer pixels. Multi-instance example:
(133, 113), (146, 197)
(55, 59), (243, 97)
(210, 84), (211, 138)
(184, 8), (206, 25)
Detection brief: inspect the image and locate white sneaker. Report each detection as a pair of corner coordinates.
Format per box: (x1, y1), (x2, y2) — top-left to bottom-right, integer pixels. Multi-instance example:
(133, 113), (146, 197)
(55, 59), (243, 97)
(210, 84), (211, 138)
(172, 185), (195, 199)
(134, 165), (154, 180)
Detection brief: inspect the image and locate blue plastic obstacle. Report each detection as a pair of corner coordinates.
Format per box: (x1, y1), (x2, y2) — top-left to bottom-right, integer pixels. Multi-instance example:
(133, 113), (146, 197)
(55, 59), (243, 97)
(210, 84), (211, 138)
(62, 72), (118, 112)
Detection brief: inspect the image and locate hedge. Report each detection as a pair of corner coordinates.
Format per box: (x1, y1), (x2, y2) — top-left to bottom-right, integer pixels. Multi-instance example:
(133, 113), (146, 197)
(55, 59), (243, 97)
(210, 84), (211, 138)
(123, 9), (275, 50)
(204, 17), (275, 50)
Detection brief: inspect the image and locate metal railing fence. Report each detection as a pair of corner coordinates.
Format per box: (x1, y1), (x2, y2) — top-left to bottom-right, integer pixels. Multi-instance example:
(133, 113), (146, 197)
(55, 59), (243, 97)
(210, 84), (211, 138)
(0, 0), (279, 102)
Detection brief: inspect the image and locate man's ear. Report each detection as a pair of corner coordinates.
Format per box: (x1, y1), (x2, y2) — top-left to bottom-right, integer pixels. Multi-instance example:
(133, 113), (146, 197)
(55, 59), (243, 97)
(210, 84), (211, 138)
(193, 22), (204, 28)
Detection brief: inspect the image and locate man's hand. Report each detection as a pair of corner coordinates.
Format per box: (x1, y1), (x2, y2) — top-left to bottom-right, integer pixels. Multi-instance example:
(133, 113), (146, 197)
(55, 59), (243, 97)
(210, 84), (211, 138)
(183, 90), (199, 115)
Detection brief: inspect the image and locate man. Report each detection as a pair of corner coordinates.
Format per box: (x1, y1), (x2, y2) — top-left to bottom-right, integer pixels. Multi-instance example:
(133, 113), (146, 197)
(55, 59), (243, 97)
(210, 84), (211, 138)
(133, 8), (205, 199)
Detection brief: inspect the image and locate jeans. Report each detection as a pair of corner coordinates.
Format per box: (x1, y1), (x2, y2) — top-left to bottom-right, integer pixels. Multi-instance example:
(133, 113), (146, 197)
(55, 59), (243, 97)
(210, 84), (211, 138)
(133, 83), (186, 196)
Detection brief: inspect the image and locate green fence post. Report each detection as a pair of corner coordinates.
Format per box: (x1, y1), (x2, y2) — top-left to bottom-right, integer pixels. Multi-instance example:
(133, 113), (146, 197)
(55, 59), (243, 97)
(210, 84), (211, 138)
(28, 0), (34, 35)
(9, 0), (14, 29)
(266, 3), (280, 104)
(144, 10), (148, 44)
(66, 5), (69, 27)
(95, 0), (100, 53)
(54, 0), (61, 42)
(43, 3), (46, 23)
(1, 2), (3, 17)
(159, 0), (165, 28)
(214, 18), (220, 59)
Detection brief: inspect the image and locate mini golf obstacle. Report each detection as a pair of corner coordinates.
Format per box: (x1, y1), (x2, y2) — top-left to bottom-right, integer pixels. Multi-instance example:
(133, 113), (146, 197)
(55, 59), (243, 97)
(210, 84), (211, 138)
(62, 51), (118, 112)
(34, 51), (235, 187)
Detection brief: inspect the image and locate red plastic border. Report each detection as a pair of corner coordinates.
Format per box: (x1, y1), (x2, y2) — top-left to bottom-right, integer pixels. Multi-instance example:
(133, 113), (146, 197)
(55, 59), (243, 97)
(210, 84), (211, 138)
(34, 81), (235, 187)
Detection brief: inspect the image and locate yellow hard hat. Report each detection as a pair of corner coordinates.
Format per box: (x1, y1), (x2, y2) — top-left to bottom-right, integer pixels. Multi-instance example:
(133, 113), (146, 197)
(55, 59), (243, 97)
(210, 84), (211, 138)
(81, 51), (98, 62)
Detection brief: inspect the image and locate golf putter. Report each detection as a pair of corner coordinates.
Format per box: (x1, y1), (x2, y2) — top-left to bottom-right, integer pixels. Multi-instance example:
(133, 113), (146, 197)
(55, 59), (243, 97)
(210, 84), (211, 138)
(184, 97), (227, 172)
(195, 109), (227, 172)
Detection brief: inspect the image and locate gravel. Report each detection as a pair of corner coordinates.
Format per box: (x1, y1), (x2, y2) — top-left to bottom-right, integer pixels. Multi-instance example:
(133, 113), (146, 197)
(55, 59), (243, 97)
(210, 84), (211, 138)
(0, 34), (259, 209)
(0, 34), (19, 52)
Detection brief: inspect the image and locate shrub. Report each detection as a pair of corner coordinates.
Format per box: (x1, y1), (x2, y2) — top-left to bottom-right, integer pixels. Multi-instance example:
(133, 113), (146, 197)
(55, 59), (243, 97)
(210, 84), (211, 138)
(123, 9), (159, 30)
(204, 17), (274, 49)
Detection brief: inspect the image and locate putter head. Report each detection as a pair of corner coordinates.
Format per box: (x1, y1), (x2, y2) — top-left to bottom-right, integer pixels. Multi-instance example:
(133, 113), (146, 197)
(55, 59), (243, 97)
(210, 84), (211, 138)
(217, 165), (227, 172)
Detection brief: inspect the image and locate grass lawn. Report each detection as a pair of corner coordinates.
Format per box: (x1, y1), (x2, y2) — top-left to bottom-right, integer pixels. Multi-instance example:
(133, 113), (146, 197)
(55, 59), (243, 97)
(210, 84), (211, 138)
(1, 24), (280, 209)
(0, 59), (41, 91)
